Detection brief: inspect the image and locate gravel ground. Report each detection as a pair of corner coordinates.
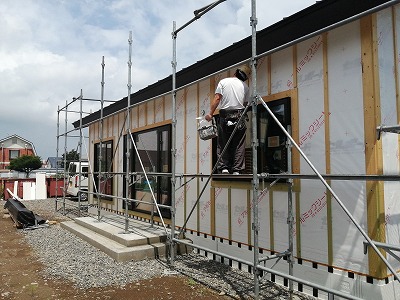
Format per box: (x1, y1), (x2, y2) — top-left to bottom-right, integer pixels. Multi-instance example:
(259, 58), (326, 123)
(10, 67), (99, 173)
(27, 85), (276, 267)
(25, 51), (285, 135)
(18, 199), (313, 300)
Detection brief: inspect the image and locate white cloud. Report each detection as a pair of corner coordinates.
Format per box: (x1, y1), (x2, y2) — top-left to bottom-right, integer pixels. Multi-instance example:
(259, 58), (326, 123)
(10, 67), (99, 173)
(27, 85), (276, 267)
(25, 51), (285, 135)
(0, 0), (316, 158)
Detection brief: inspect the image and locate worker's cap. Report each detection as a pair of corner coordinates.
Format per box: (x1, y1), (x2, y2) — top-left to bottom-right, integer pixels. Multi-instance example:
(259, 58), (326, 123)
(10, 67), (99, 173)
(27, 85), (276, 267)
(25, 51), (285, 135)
(236, 65), (251, 81)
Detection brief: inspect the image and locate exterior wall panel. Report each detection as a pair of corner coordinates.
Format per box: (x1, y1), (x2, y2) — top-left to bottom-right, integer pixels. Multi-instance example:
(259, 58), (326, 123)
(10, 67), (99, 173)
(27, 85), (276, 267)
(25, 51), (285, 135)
(85, 4), (400, 298)
(378, 7), (400, 272)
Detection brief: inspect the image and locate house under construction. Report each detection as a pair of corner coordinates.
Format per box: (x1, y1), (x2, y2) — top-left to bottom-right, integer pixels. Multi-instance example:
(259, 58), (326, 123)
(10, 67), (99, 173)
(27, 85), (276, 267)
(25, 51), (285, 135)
(57, 0), (400, 299)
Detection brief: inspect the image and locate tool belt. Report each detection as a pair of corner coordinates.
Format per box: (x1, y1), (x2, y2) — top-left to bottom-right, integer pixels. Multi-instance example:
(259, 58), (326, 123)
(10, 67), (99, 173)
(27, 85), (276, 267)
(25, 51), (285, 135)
(219, 109), (244, 120)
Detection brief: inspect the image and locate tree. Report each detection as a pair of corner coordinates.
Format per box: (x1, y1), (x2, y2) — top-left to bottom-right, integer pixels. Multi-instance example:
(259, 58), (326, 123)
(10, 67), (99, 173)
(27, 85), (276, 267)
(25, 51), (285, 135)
(9, 155), (42, 178)
(60, 149), (80, 168)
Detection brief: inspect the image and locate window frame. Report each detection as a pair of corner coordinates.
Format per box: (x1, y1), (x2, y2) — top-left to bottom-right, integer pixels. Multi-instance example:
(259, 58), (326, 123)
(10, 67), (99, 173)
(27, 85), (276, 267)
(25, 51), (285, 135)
(9, 150), (20, 160)
(93, 140), (114, 200)
(257, 97), (291, 176)
(123, 124), (172, 218)
(212, 97), (291, 179)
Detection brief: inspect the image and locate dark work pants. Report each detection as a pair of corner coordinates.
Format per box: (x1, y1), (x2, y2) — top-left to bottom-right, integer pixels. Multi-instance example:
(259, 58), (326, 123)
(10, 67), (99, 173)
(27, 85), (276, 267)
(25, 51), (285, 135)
(217, 117), (246, 173)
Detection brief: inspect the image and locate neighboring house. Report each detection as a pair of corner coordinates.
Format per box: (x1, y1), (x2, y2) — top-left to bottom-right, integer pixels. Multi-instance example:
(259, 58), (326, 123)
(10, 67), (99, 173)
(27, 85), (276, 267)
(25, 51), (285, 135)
(0, 135), (37, 171)
(44, 157), (62, 169)
(32, 157), (63, 176)
(70, 1), (400, 299)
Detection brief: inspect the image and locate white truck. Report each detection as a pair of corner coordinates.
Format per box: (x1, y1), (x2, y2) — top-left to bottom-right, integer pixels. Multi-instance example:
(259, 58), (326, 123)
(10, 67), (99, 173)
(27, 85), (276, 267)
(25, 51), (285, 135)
(66, 161), (89, 201)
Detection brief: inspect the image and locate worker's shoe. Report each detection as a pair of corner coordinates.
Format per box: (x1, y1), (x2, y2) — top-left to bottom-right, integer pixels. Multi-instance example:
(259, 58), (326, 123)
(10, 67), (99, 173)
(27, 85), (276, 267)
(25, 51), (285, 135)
(221, 169), (229, 174)
(233, 171), (240, 175)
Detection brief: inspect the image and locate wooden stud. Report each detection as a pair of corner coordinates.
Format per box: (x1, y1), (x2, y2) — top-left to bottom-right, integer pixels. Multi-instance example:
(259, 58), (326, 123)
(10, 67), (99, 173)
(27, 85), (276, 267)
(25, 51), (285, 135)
(322, 32), (334, 266)
(361, 14), (387, 279)
(292, 44), (298, 89)
(267, 55), (272, 95)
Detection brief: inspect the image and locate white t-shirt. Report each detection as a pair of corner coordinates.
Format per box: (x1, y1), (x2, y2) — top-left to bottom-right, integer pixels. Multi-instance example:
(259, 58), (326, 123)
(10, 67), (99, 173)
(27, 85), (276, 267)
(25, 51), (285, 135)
(215, 77), (249, 110)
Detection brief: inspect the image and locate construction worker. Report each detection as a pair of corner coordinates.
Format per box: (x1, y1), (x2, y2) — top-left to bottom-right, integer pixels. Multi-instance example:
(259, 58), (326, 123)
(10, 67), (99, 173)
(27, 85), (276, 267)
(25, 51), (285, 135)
(205, 65), (251, 174)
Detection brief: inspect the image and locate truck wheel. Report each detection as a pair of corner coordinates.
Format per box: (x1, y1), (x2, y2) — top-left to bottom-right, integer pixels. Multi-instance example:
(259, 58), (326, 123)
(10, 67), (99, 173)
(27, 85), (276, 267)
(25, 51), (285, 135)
(78, 192), (88, 202)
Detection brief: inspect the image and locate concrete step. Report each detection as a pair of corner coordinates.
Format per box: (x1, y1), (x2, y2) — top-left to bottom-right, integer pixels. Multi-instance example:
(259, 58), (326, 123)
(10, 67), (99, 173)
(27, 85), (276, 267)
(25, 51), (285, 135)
(74, 216), (167, 247)
(60, 217), (169, 262)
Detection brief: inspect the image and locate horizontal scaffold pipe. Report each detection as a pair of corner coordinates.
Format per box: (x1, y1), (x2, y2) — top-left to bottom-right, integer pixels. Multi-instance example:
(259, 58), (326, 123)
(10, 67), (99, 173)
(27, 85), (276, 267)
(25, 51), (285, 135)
(258, 251), (290, 262)
(138, 172), (400, 181)
(257, 173), (400, 181)
(55, 198), (87, 209)
(58, 170), (400, 181)
(81, 98), (117, 103)
(59, 109), (92, 115)
(87, 191), (172, 209)
(57, 133), (89, 139)
(58, 98), (79, 111)
(363, 240), (400, 254)
(173, 238), (253, 267)
(86, 171), (137, 176)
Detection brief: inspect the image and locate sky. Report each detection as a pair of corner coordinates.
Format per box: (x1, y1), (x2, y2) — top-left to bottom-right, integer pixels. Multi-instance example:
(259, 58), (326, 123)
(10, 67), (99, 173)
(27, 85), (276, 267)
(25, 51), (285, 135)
(0, 0), (317, 159)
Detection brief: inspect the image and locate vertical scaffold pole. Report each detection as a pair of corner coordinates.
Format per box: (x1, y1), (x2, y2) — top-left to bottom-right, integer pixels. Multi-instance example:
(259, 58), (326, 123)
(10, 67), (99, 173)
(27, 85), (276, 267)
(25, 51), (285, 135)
(78, 89), (84, 217)
(56, 106), (60, 211)
(170, 21), (177, 265)
(288, 181), (294, 300)
(97, 56), (105, 222)
(63, 99), (68, 215)
(250, 0), (260, 298)
(124, 32), (133, 233)
(287, 131), (294, 300)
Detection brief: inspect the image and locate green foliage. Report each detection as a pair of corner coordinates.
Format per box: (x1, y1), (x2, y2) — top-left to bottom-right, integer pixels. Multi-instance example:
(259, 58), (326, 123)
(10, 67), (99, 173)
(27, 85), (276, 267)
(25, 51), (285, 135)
(9, 155), (42, 177)
(60, 149), (80, 168)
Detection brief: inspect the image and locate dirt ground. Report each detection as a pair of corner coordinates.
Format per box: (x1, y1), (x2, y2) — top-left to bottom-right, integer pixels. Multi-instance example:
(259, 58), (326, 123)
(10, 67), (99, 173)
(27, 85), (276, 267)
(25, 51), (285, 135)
(0, 206), (233, 300)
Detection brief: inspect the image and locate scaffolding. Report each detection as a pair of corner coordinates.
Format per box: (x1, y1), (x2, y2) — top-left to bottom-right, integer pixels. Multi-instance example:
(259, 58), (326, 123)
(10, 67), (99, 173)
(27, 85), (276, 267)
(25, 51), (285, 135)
(55, 1), (400, 299)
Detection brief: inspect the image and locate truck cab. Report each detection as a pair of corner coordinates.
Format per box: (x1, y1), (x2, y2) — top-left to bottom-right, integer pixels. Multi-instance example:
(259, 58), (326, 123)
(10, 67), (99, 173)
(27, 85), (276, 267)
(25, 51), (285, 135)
(66, 161), (89, 201)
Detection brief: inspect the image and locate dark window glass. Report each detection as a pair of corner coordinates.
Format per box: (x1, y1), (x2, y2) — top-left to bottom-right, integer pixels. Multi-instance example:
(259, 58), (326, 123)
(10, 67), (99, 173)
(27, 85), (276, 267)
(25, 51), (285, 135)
(94, 140), (113, 199)
(68, 164), (77, 174)
(9, 150), (19, 160)
(123, 125), (171, 218)
(257, 98), (291, 175)
(212, 97), (291, 178)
